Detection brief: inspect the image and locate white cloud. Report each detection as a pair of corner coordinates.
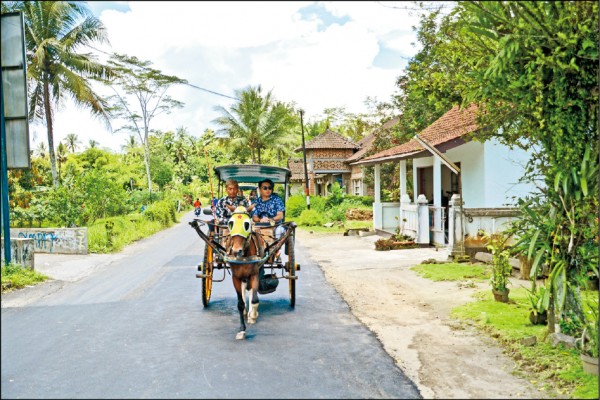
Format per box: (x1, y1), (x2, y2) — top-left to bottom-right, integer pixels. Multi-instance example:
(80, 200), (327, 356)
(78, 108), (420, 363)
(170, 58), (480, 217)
(39, 1), (432, 153)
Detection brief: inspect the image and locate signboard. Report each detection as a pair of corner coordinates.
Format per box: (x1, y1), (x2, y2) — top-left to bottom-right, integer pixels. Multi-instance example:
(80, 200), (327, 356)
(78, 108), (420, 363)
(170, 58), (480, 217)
(1, 12), (30, 169)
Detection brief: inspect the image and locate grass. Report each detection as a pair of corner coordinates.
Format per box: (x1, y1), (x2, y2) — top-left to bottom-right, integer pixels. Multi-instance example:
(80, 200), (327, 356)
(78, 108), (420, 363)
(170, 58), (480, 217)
(1, 263), (49, 293)
(411, 262), (491, 282)
(449, 286), (599, 398)
(296, 219), (372, 234)
(88, 209), (190, 253)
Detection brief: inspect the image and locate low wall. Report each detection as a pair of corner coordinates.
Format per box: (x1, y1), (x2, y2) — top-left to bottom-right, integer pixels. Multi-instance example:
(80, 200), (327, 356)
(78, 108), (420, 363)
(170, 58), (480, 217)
(0, 237), (35, 269)
(10, 228), (88, 254)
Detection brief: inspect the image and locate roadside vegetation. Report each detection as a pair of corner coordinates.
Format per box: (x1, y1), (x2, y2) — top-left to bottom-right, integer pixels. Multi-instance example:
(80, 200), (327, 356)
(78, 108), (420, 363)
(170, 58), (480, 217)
(1, 263), (48, 294)
(412, 262), (599, 399)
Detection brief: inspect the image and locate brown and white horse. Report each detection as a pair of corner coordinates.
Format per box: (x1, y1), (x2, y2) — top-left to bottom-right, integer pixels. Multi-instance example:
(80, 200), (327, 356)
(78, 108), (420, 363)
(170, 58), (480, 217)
(225, 207), (266, 340)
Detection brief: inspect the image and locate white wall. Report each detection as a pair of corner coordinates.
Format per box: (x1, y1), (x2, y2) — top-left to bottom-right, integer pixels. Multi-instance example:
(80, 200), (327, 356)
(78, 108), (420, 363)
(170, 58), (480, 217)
(413, 139), (533, 209)
(482, 138), (533, 207)
(446, 141), (485, 208)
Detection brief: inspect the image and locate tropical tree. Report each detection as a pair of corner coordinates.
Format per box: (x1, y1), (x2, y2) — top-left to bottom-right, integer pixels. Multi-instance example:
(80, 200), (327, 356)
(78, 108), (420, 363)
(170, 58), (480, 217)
(1, 1), (115, 188)
(213, 85), (297, 164)
(56, 141), (68, 178)
(35, 141), (48, 159)
(386, 1), (598, 332)
(100, 53), (187, 196)
(87, 139), (99, 149)
(64, 133), (81, 153)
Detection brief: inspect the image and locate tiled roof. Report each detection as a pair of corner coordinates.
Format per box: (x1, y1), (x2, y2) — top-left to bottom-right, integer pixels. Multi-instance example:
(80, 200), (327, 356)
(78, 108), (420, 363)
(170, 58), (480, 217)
(288, 158), (305, 181)
(358, 104), (480, 164)
(295, 129), (360, 151)
(346, 116), (400, 163)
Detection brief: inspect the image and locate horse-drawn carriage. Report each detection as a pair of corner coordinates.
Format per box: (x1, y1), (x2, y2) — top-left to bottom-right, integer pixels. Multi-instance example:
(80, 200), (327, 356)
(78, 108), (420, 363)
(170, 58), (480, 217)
(189, 164), (299, 339)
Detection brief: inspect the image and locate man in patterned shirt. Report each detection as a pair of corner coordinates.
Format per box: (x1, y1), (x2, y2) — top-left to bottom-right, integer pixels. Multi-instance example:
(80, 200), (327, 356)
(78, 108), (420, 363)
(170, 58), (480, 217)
(251, 178), (287, 263)
(215, 179), (254, 225)
(251, 179), (285, 225)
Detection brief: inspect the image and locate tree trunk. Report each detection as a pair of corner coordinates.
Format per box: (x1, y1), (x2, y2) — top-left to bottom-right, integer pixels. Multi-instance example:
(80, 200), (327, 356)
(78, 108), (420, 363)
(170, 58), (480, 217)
(43, 80), (58, 188)
(143, 142), (152, 196)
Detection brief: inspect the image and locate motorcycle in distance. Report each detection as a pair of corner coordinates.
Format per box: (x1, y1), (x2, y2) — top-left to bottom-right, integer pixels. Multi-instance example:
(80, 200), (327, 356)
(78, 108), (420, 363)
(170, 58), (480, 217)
(194, 207), (202, 217)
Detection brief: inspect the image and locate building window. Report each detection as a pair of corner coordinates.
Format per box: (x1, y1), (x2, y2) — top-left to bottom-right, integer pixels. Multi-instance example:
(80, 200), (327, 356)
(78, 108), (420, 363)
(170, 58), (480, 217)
(353, 179), (361, 195)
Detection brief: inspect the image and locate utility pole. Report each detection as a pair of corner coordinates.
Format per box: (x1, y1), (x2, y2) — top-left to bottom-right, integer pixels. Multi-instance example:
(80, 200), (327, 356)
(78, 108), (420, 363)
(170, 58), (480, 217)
(299, 109), (310, 210)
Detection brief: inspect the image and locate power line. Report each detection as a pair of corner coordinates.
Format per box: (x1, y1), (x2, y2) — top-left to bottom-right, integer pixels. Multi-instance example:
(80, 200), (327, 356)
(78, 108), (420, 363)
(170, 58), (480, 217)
(184, 82), (239, 101)
(88, 45), (240, 101)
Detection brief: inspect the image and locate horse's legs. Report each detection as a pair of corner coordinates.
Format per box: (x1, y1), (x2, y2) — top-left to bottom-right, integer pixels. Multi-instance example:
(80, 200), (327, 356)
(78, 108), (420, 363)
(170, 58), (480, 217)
(233, 277), (247, 340)
(247, 274), (260, 324)
(241, 279), (248, 316)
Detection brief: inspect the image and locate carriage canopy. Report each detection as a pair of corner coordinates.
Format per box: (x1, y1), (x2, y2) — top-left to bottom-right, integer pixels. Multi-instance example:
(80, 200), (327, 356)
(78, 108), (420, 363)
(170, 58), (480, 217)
(214, 164), (292, 184)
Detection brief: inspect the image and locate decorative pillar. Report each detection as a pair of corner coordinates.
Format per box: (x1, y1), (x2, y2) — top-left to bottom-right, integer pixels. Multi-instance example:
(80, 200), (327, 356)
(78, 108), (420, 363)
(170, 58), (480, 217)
(416, 194), (429, 245)
(373, 164), (382, 230)
(449, 194), (465, 256)
(432, 156), (444, 245)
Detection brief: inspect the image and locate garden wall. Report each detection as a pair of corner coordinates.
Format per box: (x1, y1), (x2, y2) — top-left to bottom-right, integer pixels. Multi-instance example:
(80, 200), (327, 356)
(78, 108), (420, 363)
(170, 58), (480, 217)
(10, 228), (88, 254)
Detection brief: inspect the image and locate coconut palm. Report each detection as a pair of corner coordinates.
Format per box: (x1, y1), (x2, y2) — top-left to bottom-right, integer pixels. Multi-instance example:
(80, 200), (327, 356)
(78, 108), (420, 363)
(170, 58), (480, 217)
(64, 133), (81, 153)
(213, 85), (297, 164)
(88, 139), (99, 149)
(35, 141), (48, 159)
(56, 141), (68, 178)
(2, 1), (115, 188)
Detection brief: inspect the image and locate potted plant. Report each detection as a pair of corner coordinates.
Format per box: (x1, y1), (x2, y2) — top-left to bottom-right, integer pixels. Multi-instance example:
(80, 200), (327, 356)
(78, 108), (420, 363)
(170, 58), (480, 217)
(577, 307), (598, 376)
(526, 284), (549, 325)
(487, 233), (512, 302)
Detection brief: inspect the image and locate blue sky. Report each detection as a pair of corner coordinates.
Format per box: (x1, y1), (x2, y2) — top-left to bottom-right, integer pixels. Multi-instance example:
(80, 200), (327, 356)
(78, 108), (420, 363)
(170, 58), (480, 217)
(31, 1), (440, 152)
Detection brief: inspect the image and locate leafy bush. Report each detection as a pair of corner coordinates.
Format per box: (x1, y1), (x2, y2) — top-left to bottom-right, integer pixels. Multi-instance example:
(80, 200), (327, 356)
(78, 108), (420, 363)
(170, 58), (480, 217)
(325, 182), (344, 208)
(296, 209), (324, 226)
(344, 195), (374, 206)
(327, 205), (347, 221)
(286, 194), (307, 218)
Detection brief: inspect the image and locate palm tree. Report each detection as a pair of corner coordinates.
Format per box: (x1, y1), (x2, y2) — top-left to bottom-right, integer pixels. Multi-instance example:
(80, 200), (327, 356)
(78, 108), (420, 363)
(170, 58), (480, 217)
(64, 133), (81, 153)
(56, 141), (68, 178)
(213, 85), (296, 164)
(2, 1), (115, 188)
(88, 139), (99, 149)
(35, 141), (48, 159)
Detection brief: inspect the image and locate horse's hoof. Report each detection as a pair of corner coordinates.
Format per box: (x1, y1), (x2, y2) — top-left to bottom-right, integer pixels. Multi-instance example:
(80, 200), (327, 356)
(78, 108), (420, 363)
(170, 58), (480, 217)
(236, 331), (246, 340)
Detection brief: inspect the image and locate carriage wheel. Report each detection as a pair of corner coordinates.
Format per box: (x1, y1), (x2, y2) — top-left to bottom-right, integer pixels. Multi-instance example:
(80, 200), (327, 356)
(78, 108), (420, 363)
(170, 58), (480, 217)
(201, 244), (213, 307)
(286, 233), (296, 308)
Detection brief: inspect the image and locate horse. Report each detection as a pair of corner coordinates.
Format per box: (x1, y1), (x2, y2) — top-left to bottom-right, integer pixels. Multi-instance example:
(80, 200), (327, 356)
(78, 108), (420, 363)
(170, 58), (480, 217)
(225, 206), (267, 340)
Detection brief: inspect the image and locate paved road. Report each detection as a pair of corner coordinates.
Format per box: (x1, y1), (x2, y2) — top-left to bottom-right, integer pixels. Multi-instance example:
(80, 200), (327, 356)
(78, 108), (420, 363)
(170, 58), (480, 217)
(1, 212), (420, 399)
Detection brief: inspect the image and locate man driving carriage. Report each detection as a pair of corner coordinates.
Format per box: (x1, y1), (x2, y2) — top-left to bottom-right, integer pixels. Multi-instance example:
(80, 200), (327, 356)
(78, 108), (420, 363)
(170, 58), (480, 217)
(214, 179), (255, 225)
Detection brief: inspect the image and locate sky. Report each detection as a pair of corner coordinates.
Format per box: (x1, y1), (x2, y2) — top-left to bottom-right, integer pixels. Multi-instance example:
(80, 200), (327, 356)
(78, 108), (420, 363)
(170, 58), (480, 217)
(29, 1), (446, 153)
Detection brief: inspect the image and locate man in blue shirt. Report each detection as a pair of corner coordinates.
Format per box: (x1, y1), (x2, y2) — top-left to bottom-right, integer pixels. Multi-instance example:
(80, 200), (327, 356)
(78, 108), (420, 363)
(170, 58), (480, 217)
(251, 179), (285, 225)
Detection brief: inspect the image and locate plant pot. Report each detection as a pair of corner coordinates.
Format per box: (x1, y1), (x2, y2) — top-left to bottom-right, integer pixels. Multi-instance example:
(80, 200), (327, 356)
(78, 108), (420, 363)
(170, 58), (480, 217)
(492, 288), (510, 303)
(529, 310), (547, 325)
(581, 354), (599, 376)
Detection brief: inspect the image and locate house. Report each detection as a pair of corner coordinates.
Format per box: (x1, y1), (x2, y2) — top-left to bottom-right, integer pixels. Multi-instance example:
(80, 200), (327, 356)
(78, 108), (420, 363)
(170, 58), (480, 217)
(351, 104), (535, 250)
(288, 118), (401, 197)
(288, 129), (360, 196)
(345, 116), (401, 196)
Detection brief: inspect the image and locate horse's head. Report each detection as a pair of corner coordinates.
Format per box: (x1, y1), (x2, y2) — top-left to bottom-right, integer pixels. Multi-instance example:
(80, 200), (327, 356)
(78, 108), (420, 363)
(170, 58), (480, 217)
(227, 206), (252, 258)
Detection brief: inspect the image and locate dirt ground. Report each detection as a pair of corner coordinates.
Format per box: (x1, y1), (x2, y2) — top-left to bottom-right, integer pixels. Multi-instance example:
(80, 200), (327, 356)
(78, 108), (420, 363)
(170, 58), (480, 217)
(297, 230), (554, 399)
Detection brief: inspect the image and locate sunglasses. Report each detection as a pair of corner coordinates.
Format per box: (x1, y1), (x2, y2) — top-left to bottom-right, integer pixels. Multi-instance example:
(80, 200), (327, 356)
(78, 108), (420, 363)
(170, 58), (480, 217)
(261, 186), (272, 190)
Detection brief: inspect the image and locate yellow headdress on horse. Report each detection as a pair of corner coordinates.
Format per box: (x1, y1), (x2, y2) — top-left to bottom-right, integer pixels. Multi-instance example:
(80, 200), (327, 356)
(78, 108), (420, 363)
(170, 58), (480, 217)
(228, 206), (252, 238)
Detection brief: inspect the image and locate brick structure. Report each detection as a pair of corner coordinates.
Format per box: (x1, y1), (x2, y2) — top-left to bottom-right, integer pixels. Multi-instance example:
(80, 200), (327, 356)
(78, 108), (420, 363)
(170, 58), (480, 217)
(288, 119), (401, 197)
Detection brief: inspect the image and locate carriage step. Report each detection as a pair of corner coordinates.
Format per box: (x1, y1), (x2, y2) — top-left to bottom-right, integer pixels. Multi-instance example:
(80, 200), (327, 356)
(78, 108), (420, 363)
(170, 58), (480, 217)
(284, 275), (298, 280)
(196, 273), (208, 279)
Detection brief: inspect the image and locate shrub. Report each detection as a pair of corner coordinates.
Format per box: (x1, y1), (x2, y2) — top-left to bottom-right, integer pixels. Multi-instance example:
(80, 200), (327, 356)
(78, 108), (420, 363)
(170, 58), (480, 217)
(327, 205), (347, 222)
(286, 194), (307, 218)
(344, 195), (374, 206)
(296, 209), (324, 226)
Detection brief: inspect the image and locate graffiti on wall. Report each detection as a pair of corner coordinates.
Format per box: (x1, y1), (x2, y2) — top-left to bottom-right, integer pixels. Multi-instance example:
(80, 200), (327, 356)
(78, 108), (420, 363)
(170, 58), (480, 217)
(12, 228), (88, 254)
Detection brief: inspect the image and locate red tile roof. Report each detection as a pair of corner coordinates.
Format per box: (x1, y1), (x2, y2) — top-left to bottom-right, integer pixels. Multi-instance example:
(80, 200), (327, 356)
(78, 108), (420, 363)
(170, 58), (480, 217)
(295, 129), (360, 151)
(357, 104), (480, 164)
(346, 116), (400, 163)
